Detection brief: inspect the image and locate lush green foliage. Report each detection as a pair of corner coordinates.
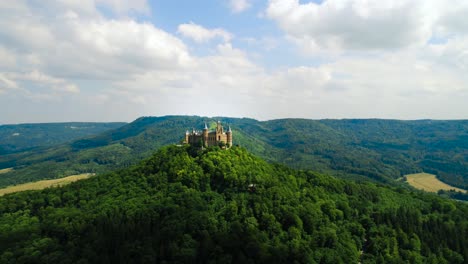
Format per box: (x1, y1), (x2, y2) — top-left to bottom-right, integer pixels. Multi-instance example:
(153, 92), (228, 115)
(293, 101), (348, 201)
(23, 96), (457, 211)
(0, 122), (125, 155)
(0, 146), (467, 263)
(0, 117), (466, 191)
(438, 190), (468, 201)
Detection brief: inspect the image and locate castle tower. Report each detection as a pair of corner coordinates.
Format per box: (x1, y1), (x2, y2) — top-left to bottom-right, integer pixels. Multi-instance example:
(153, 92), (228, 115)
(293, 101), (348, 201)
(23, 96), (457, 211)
(216, 120), (223, 141)
(226, 126), (232, 147)
(203, 122), (209, 147)
(185, 130), (189, 144)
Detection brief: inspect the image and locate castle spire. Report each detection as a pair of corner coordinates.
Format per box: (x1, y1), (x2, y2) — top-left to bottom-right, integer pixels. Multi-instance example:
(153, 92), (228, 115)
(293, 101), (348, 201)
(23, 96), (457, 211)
(227, 126), (232, 133)
(204, 122), (208, 130)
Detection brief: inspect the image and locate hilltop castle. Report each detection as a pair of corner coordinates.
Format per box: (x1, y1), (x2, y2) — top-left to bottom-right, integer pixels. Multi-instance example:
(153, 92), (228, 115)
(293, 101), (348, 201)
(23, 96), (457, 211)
(184, 121), (232, 148)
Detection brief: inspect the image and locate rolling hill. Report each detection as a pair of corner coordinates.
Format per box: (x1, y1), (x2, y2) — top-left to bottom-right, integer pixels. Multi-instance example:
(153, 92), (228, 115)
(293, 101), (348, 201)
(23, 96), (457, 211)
(0, 116), (466, 190)
(0, 122), (126, 155)
(0, 145), (466, 263)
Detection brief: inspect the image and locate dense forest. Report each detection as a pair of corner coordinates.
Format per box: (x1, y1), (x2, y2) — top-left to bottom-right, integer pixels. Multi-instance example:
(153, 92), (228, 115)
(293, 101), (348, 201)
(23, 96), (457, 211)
(0, 145), (466, 263)
(0, 122), (125, 155)
(0, 116), (466, 190)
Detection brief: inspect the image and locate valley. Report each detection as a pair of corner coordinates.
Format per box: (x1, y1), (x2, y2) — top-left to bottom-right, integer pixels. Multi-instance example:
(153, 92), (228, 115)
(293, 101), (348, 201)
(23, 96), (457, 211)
(1, 116), (466, 191)
(0, 119), (466, 262)
(0, 122), (125, 155)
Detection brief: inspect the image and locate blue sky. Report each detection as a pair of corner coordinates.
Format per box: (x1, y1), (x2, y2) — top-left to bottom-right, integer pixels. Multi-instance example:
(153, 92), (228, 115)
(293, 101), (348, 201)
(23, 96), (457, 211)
(1, 0), (468, 123)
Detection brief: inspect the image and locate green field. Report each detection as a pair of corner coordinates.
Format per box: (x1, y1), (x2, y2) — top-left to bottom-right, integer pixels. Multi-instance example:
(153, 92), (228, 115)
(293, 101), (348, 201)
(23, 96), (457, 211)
(0, 168), (13, 174)
(0, 173), (93, 196)
(406, 173), (466, 193)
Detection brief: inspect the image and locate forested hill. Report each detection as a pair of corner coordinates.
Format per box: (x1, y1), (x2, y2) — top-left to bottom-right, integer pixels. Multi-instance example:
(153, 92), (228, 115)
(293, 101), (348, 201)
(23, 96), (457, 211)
(0, 122), (125, 154)
(1, 145), (467, 263)
(0, 116), (466, 189)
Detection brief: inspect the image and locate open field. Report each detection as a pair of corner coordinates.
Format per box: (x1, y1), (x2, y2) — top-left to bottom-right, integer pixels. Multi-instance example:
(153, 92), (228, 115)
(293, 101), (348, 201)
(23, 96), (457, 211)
(0, 173), (93, 196)
(406, 173), (466, 193)
(0, 168), (13, 174)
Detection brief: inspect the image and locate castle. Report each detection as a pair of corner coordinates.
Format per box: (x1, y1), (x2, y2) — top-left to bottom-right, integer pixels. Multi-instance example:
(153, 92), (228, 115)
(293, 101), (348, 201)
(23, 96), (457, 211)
(184, 121), (232, 148)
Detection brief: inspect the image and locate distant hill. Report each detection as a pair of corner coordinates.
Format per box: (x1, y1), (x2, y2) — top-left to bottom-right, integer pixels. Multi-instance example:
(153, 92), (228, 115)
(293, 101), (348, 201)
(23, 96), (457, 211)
(0, 145), (466, 263)
(0, 122), (126, 154)
(0, 116), (466, 190)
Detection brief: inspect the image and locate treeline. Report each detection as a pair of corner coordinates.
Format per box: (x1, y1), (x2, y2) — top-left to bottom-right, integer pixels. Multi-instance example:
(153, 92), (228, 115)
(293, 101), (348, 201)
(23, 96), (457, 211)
(1, 117), (466, 192)
(0, 146), (466, 263)
(438, 189), (468, 201)
(0, 122), (125, 154)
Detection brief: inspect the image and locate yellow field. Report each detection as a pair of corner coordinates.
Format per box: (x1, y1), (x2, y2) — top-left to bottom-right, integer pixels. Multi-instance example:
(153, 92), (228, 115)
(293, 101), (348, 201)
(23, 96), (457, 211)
(0, 168), (13, 174)
(0, 173), (93, 196)
(405, 173), (466, 193)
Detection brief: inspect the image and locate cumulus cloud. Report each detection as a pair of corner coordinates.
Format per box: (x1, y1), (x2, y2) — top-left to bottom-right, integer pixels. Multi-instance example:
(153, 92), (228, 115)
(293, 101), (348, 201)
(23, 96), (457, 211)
(0, 0), (467, 122)
(433, 0), (468, 37)
(178, 22), (233, 43)
(0, 1), (192, 79)
(265, 0), (468, 53)
(17, 71), (80, 93)
(0, 70), (80, 97)
(75, 19), (192, 68)
(228, 0), (252, 13)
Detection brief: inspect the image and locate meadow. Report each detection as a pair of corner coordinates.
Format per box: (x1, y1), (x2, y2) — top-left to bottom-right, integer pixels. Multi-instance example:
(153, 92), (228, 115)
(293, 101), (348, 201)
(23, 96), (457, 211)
(0, 173), (93, 196)
(406, 172), (466, 193)
(0, 168), (13, 174)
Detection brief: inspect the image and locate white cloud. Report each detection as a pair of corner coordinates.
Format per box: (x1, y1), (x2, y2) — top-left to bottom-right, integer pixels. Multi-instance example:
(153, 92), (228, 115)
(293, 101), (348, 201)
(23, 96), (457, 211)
(0, 73), (18, 93)
(265, 0), (466, 52)
(75, 19), (192, 68)
(96, 0), (150, 15)
(0, 0), (192, 80)
(229, 0), (252, 13)
(0, 0), (467, 122)
(178, 22), (233, 43)
(251, 51), (468, 119)
(433, 0), (468, 37)
(0, 46), (16, 69)
(5, 70), (80, 94)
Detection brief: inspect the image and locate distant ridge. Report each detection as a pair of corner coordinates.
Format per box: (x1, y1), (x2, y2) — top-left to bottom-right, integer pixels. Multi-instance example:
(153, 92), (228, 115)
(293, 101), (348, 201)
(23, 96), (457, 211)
(0, 122), (126, 154)
(0, 116), (466, 190)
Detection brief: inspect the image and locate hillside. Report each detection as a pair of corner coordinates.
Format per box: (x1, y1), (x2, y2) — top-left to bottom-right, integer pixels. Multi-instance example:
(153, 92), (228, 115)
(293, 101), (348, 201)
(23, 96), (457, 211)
(0, 122), (126, 154)
(0, 116), (466, 190)
(0, 145), (467, 263)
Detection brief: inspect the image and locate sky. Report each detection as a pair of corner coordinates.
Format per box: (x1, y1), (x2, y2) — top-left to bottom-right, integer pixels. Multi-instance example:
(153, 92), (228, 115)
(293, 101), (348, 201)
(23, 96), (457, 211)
(1, 0), (468, 123)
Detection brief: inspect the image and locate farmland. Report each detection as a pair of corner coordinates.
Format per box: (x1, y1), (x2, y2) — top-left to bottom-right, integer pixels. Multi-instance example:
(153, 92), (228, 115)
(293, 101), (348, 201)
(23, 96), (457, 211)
(0, 168), (13, 174)
(406, 172), (466, 193)
(0, 173), (93, 196)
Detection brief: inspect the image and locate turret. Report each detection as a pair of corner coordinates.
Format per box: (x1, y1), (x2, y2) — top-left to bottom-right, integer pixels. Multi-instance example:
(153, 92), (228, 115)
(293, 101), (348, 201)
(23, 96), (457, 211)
(185, 130), (189, 144)
(226, 125), (232, 147)
(203, 122), (209, 147)
(216, 120), (223, 134)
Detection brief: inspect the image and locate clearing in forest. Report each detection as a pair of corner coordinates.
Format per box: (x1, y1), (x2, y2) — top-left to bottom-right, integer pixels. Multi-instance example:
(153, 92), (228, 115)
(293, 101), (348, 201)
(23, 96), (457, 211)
(0, 168), (13, 174)
(405, 172), (466, 193)
(0, 173), (93, 196)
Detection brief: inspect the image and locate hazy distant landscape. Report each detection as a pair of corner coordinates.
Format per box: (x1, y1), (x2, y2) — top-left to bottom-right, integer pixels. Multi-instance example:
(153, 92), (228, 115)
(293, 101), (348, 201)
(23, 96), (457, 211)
(0, 122), (125, 155)
(1, 117), (466, 192)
